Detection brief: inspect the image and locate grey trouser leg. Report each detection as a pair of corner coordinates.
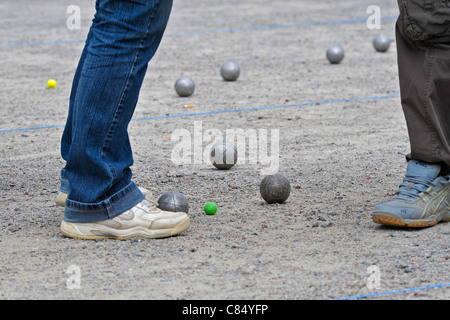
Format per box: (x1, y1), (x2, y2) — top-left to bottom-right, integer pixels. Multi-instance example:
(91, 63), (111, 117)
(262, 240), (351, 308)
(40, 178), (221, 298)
(396, 0), (450, 174)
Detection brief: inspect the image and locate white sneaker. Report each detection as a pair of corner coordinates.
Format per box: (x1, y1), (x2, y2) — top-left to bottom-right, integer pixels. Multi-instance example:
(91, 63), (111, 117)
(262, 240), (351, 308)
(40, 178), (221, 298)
(60, 191), (190, 240)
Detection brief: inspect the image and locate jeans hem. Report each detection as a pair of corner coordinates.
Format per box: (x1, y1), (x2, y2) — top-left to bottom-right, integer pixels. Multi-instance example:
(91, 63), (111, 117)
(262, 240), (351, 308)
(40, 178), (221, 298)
(63, 182), (144, 223)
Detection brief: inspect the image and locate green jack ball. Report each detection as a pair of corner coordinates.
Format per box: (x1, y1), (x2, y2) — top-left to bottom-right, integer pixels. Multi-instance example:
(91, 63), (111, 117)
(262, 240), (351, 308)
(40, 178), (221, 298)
(204, 202), (218, 215)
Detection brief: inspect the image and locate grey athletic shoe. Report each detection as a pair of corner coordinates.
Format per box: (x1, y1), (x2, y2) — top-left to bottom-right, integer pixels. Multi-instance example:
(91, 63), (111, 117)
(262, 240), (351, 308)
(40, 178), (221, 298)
(372, 160), (450, 227)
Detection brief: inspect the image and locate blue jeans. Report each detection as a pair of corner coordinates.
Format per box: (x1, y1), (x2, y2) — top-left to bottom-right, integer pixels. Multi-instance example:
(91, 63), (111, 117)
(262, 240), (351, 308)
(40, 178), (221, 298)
(60, 0), (173, 223)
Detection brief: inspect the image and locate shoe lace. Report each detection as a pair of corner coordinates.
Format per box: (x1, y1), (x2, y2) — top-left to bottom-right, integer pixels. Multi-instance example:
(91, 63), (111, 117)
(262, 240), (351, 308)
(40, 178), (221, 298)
(394, 173), (450, 201)
(137, 197), (159, 213)
(134, 188), (160, 213)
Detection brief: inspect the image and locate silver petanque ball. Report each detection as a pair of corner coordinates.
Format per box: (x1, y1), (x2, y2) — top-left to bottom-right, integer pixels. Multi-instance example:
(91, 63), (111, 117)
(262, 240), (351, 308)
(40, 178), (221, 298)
(157, 191), (189, 213)
(210, 141), (238, 170)
(220, 61), (240, 81)
(174, 76), (195, 97)
(326, 45), (345, 64)
(373, 34), (391, 52)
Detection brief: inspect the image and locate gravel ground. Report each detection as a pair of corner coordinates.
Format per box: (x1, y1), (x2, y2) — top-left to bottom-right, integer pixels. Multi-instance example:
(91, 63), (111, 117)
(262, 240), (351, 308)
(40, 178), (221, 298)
(0, 0), (449, 300)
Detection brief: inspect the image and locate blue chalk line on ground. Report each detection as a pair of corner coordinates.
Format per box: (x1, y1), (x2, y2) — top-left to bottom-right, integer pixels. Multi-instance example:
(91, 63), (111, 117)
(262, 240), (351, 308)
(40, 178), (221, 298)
(169, 15), (398, 36)
(0, 93), (400, 133)
(0, 15), (398, 48)
(335, 282), (450, 300)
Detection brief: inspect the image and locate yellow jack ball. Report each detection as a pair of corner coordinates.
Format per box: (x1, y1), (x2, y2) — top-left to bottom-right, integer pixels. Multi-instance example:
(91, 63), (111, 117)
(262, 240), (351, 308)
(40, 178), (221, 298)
(47, 79), (57, 89)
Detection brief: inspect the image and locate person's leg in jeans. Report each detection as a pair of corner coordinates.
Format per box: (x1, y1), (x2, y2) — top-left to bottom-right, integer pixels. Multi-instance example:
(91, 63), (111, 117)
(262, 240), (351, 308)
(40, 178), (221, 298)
(58, 0), (190, 239)
(56, 24), (95, 203)
(372, 0), (450, 227)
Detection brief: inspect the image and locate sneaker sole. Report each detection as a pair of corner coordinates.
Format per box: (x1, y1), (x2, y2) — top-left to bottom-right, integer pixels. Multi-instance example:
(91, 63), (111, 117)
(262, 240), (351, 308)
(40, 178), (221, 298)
(372, 211), (450, 228)
(60, 216), (190, 240)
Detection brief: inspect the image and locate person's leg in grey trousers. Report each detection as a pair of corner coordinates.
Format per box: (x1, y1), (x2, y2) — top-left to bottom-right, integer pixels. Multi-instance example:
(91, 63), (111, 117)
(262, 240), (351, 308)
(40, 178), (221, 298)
(371, 0), (450, 227)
